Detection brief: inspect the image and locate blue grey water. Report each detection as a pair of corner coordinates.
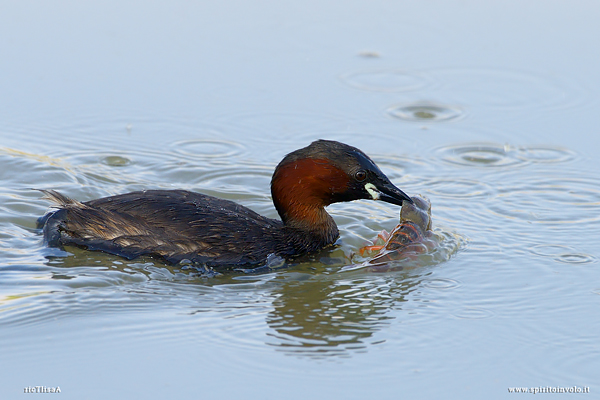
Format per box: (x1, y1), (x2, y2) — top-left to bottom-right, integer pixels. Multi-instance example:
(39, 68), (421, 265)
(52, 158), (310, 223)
(1, 1), (599, 399)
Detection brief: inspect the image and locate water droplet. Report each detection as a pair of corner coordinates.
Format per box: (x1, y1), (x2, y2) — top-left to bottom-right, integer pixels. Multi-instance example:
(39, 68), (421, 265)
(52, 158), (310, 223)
(436, 143), (523, 167)
(388, 103), (463, 122)
(357, 51), (380, 58)
(101, 155), (131, 167)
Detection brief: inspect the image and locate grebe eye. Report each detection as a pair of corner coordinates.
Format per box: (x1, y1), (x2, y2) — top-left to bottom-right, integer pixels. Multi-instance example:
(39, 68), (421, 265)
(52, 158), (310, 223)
(355, 170), (367, 181)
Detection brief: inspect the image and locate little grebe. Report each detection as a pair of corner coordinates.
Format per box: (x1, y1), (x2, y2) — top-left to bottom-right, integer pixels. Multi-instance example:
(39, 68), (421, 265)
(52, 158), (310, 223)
(39, 140), (412, 268)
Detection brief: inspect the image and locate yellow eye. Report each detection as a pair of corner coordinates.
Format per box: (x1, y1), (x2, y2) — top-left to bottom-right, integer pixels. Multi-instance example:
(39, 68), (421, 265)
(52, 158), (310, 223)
(355, 170), (367, 181)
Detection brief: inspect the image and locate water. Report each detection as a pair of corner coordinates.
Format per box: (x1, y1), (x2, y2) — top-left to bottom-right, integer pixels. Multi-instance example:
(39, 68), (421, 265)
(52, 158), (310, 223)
(1, 1), (599, 399)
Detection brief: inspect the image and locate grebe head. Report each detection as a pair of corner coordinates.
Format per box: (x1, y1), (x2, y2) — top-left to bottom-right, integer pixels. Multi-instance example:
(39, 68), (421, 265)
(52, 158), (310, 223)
(271, 140), (412, 226)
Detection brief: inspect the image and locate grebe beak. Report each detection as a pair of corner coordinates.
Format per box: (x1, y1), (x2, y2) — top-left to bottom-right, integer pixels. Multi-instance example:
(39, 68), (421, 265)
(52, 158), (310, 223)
(365, 181), (413, 206)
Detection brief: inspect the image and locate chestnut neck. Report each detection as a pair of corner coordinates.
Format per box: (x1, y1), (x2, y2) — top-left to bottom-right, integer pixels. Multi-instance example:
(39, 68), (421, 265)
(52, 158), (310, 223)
(271, 158), (349, 243)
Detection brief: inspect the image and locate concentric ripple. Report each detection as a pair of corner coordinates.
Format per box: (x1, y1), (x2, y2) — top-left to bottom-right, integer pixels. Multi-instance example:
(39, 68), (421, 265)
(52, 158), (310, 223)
(452, 307), (495, 320)
(554, 254), (597, 264)
(170, 139), (246, 160)
(422, 277), (461, 290)
(529, 244), (597, 265)
(387, 102), (463, 122)
(530, 244), (578, 258)
(514, 146), (577, 164)
(214, 111), (351, 144)
(424, 178), (494, 199)
(435, 143), (576, 168)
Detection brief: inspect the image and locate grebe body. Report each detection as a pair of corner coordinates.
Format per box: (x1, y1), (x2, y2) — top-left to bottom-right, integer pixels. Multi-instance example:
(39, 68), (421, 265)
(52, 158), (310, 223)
(39, 140), (412, 268)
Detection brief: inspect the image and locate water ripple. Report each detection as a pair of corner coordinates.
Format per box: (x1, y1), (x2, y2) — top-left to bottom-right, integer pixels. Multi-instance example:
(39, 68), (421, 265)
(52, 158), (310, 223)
(422, 277), (461, 290)
(427, 67), (587, 112)
(340, 69), (433, 92)
(424, 178), (494, 199)
(339, 67), (587, 120)
(488, 177), (600, 225)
